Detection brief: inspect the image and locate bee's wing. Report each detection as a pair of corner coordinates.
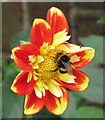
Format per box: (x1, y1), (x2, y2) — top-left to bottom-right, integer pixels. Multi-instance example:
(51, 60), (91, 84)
(61, 61), (73, 75)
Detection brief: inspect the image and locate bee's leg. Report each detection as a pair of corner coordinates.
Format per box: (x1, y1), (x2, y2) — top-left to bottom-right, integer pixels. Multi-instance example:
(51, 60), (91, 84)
(50, 68), (58, 72)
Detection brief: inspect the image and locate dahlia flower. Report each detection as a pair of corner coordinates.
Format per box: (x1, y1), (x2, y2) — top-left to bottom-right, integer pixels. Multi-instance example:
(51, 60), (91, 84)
(11, 7), (95, 115)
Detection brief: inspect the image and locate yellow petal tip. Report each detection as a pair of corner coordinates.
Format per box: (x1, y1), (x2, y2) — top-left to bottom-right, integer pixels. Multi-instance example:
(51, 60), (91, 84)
(33, 19), (50, 29)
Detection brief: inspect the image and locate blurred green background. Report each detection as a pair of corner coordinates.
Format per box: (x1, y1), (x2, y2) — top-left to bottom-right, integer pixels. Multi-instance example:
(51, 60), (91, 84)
(2, 2), (105, 119)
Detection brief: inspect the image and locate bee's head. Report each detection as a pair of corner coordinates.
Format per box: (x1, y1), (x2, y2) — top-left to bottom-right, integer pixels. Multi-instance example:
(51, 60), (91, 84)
(57, 53), (70, 62)
(60, 55), (70, 62)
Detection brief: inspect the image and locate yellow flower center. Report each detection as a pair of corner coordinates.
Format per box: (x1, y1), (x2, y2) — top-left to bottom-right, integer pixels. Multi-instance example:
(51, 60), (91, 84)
(37, 50), (58, 81)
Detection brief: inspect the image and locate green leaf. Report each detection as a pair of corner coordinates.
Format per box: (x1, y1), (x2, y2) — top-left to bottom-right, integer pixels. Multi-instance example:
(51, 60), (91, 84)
(2, 60), (23, 118)
(20, 40), (31, 45)
(61, 91), (85, 118)
(70, 106), (103, 118)
(0, 86), (2, 119)
(97, 16), (105, 24)
(104, 111), (105, 119)
(10, 26), (31, 48)
(10, 62), (20, 72)
(2, 85), (24, 118)
(79, 35), (104, 65)
(2, 60), (19, 85)
(78, 35), (104, 103)
(79, 60), (104, 103)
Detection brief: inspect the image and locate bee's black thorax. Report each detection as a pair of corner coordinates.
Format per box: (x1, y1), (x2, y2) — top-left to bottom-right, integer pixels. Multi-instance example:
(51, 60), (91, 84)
(50, 52), (72, 74)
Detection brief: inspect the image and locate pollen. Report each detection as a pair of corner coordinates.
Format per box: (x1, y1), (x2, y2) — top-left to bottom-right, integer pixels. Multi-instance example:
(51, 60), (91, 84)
(37, 50), (58, 81)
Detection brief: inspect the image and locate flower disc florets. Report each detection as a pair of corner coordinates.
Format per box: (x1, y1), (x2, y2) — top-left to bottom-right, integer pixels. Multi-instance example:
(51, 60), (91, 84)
(37, 51), (58, 81)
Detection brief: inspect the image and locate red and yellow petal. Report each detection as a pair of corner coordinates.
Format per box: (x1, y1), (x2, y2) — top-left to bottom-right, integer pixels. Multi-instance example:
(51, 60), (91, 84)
(11, 71), (36, 95)
(56, 69), (89, 92)
(45, 87), (69, 115)
(12, 44), (39, 72)
(31, 18), (52, 49)
(71, 48), (95, 69)
(24, 90), (45, 115)
(56, 43), (81, 54)
(57, 43), (95, 68)
(46, 7), (69, 35)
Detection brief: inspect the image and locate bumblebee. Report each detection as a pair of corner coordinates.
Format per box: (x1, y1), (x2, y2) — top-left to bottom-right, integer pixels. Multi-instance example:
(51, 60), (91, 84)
(51, 53), (72, 75)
